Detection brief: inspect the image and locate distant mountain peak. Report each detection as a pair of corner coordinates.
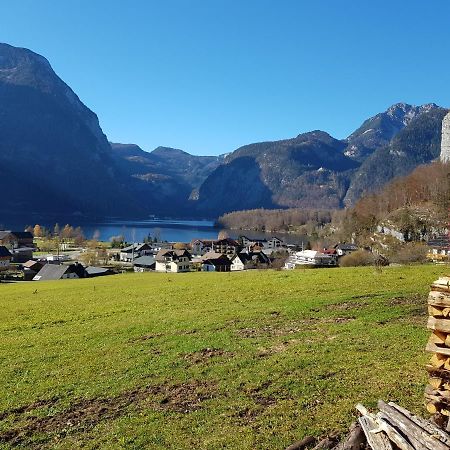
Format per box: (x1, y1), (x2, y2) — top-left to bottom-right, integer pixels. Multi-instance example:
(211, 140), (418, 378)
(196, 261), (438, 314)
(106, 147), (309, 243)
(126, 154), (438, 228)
(151, 146), (190, 157)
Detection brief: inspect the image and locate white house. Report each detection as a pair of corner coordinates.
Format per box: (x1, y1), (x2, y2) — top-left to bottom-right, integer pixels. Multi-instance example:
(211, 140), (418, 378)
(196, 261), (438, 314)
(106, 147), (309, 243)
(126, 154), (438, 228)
(155, 249), (192, 273)
(284, 250), (337, 269)
(201, 254), (231, 272)
(334, 243), (358, 257)
(119, 243), (153, 262)
(230, 251), (270, 271)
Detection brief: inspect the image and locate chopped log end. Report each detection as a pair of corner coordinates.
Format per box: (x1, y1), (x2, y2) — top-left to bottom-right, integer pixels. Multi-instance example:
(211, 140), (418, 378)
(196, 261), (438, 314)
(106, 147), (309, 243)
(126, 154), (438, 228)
(427, 402), (438, 414)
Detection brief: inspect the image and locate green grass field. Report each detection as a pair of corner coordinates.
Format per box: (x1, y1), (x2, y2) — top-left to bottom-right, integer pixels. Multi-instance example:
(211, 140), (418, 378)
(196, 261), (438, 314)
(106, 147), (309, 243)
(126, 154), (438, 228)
(0, 265), (445, 449)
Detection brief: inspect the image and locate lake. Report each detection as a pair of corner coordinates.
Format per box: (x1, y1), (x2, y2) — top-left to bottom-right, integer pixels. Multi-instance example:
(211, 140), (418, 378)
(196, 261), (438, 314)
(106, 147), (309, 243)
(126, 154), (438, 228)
(0, 217), (308, 245)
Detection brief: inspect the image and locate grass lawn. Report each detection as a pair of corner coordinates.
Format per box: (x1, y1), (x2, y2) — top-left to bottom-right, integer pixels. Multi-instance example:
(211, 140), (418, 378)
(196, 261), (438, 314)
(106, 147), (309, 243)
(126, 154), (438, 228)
(0, 265), (445, 449)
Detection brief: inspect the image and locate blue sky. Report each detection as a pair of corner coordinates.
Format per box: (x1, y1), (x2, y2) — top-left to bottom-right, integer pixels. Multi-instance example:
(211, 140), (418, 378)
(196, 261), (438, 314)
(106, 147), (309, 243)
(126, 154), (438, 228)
(1, 1), (450, 155)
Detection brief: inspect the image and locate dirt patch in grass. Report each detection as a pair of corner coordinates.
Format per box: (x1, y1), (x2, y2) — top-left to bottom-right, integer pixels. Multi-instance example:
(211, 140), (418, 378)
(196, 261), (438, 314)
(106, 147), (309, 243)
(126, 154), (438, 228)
(0, 381), (217, 446)
(183, 348), (234, 365)
(158, 380), (216, 413)
(236, 317), (355, 338)
(325, 301), (369, 311)
(257, 339), (300, 357)
(387, 294), (425, 306)
(0, 397), (59, 421)
(132, 333), (163, 342)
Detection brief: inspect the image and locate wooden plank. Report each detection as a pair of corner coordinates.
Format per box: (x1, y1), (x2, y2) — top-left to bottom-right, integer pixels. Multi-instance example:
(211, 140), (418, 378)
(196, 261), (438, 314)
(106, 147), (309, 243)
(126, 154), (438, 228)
(430, 305), (445, 317)
(428, 317), (450, 334)
(433, 277), (450, 287)
(429, 331), (449, 345)
(388, 402), (450, 447)
(359, 415), (393, 450)
(431, 287), (450, 295)
(378, 401), (448, 450)
(375, 413), (415, 450)
(426, 341), (450, 356)
(430, 353), (448, 369)
(429, 291), (450, 307)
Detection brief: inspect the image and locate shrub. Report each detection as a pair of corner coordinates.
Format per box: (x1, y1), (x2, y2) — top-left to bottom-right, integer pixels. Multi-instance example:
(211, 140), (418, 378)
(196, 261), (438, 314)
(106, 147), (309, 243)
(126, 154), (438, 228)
(390, 242), (429, 265)
(339, 250), (375, 267)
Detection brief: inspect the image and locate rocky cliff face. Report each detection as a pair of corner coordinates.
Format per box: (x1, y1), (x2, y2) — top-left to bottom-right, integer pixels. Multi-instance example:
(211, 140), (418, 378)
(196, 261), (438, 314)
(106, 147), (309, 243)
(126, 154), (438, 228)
(440, 112), (450, 163)
(344, 103), (438, 161)
(0, 43), (142, 216)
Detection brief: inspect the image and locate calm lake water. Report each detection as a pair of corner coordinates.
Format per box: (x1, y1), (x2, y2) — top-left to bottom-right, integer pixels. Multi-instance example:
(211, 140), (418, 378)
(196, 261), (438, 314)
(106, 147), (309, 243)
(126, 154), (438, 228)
(1, 217), (308, 245)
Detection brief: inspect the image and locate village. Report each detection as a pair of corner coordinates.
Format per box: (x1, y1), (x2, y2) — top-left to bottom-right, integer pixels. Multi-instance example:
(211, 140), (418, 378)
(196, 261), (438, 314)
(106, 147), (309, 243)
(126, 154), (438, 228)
(0, 226), (449, 282)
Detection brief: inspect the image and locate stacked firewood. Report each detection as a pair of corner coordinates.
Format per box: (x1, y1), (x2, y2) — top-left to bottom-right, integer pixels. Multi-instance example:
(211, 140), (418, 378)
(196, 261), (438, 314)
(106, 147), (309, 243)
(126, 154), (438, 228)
(425, 276), (450, 426)
(356, 401), (450, 450)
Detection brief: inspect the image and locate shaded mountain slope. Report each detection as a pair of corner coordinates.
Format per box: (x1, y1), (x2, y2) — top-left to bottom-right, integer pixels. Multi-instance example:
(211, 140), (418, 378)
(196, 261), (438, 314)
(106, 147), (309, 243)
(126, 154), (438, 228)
(0, 43), (142, 217)
(195, 131), (359, 215)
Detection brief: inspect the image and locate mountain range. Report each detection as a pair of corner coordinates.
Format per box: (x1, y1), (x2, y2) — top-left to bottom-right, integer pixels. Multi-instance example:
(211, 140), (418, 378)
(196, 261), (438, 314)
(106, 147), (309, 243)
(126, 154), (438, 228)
(0, 42), (447, 219)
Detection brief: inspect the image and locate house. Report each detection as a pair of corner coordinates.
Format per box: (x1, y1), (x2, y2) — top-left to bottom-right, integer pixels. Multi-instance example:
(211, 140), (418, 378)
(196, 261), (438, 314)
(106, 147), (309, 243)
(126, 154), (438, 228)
(202, 254), (232, 272)
(212, 238), (241, 255)
(22, 259), (45, 281)
(427, 235), (450, 261)
(191, 238), (241, 256)
(0, 231), (34, 262)
(230, 251), (271, 271)
(284, 250), (337, 269)
(322, 248), (338, 264)
(33, 263), (86, 281)
(119, 243), (153, 262)
(0, 246), (12, 267)
(133, 255), (156, 272)
(85, 266), (115, 277)
(239, 236), (285, 254)
(191, 239), (213, 256)
(334, 243), (358, 257)
(0, 231), (34, 249)
(155, 249), (192, 272)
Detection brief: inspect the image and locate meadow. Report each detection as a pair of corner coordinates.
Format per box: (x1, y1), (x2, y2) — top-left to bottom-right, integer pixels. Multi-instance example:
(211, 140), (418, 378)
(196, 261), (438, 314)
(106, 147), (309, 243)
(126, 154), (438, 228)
(0, 265), (445, 449)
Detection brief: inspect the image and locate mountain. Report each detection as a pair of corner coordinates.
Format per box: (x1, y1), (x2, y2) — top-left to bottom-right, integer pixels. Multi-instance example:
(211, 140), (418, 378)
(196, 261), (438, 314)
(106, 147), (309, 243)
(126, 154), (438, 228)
(343, 106), (448, 205)
(111, 143), (222, 193)
(343, 103), (439, 161)
(0, 43), (446, 220)
(195, 131), (359, 215)
(0, 43), (221, 218)
(194, 103), (447, 216)
(0, 42), (142, 217)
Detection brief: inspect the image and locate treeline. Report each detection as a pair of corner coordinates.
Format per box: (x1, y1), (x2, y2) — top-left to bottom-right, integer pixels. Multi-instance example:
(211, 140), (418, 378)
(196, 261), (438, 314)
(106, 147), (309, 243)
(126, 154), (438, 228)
(217, 162), (449, 244)
(26, 223), (85, 242)
(217, 208), (333, 234)
(334, 161), (450, 241)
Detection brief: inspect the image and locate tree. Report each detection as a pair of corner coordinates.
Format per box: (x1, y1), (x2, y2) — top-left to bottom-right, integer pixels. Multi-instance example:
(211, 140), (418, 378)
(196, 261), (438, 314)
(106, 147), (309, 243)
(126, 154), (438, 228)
(53, 223), (60, 237)
(33, 224), (42, 237)
(217, 230), (229, 240)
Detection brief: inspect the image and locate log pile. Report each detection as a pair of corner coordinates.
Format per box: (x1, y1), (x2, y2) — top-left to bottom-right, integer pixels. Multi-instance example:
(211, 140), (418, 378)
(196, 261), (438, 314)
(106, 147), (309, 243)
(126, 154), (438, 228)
(285, 400), (450, 449)
(355, 400), (450, 450)
(425, 276), (450, 427)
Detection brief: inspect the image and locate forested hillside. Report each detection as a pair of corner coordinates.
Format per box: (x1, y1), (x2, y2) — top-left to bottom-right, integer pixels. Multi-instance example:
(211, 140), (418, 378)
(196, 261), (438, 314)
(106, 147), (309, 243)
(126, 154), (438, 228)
(218, 161), (450, 244)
